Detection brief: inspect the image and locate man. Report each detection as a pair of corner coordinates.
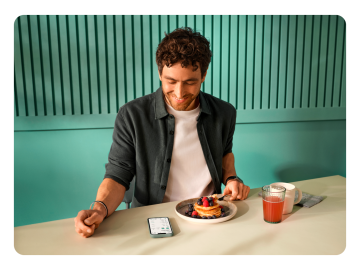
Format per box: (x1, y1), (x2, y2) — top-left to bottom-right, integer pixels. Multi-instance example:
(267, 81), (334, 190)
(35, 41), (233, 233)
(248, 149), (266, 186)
(74, 27), (250, 238)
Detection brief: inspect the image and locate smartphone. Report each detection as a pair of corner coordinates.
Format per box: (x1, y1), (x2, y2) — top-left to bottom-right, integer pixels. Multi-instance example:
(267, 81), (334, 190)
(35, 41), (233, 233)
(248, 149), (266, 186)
(147, 217), (174, 238)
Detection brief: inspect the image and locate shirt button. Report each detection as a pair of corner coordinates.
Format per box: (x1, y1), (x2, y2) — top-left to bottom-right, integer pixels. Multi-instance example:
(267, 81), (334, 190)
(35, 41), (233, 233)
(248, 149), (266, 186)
(167, 158), (171, 163)
(161, 185), (166, 190)
(169, 130), (174, 135)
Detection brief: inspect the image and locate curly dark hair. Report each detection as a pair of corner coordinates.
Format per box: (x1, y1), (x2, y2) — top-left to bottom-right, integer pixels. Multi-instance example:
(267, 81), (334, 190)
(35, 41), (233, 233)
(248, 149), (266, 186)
(156, 27), (212, 78)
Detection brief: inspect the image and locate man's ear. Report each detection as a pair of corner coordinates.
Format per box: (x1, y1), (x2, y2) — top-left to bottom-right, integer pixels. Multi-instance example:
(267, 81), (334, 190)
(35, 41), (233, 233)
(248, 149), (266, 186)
(201, 70), (208, 83)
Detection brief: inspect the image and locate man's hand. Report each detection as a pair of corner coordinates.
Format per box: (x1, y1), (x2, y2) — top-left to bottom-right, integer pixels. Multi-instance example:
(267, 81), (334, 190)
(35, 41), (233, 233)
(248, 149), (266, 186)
(74, 209), (106, 238)
(223, 180), (250, 201)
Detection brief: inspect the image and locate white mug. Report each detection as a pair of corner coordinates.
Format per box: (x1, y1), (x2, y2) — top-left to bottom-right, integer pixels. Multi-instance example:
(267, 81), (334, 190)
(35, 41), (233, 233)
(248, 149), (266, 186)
(270, 182), (302, 214)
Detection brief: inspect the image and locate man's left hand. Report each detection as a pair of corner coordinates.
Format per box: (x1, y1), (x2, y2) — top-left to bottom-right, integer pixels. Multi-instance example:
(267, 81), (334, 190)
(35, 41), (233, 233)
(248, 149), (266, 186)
(223, 180), (250, 201)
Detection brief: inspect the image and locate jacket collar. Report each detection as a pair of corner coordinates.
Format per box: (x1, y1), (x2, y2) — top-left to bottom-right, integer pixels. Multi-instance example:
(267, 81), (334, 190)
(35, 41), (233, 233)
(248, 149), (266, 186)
(154, 86), (211, 120)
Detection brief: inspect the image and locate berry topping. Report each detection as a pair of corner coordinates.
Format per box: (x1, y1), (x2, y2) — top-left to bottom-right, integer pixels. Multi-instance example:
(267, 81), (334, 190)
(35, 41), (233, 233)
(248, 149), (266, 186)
(203, 200), (209, 207)
(209, 201), (214, 206)
(212, 215), (216, 219)
(192, 215), (198, 218)
(219, 205), (223, 209)
(185, 210), (189, 215)
(192, 211), (198, 216)
(221, 208), (225, 212)
(207, 216), (212, 219)
(208, 197), (213, 201)
(202, 216), (207, 219)
(221, 212), (226, 217)
(202, 197), (208, 202)
(197, 200), (203, 205)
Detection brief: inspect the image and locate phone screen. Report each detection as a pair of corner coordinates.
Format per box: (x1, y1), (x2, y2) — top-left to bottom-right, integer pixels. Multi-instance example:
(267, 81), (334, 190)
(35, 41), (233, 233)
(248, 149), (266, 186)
(148, 217), (172, 235)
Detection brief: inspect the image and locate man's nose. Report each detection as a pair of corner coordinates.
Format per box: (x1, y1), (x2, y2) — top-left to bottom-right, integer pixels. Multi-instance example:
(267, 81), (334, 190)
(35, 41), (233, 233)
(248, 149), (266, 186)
(174, 82), (185, 98)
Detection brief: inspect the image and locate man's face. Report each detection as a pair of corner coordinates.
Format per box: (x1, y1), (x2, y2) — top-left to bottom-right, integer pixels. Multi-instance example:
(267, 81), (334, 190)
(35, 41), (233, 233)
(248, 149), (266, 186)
(159, 62), (207, 111)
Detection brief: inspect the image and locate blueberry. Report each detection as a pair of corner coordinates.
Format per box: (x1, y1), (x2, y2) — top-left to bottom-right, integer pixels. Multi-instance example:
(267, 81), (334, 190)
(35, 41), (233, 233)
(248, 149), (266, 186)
(197, 200), (203, 205)
(212, 215), (216, 219)
(208, 197), (213, 201)
(221, 212), (226, 217)
(207, 216), (212, 219)
(188, 204), (193, 208)
(209, 201), (214, 206)
(197, 215), (201, 219)
(202, 216), (207, 219)
(185, 210), (189, 215)
(192, 215), (197, 218)
(221, 208), (225, 212)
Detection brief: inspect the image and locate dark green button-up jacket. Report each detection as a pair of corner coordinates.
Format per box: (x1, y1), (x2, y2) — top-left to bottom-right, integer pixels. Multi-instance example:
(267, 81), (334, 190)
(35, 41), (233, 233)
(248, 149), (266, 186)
(104, 86), (237, 208)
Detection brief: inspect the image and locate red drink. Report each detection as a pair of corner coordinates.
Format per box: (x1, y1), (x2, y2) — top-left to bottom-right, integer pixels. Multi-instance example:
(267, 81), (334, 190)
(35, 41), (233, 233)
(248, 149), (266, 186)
(262, 196), (284, 223)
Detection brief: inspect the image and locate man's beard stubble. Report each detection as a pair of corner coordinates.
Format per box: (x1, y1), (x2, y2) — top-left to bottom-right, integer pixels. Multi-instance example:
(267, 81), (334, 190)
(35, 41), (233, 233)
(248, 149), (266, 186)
(164, 92), (199, 111)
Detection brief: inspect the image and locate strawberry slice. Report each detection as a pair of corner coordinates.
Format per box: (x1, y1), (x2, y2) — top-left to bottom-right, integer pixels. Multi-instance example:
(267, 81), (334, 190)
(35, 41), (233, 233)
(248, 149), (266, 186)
(192, 211), (198, 216)
(202, 197), (208, 202)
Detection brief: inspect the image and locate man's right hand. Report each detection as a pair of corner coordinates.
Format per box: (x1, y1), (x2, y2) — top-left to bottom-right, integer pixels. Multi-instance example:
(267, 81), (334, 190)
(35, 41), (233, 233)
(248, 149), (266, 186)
(74, 209), (106, 238)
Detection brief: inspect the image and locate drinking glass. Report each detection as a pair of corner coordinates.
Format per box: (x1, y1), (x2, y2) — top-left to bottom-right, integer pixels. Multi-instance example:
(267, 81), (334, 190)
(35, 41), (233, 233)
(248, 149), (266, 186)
(262, 185), (286, 224)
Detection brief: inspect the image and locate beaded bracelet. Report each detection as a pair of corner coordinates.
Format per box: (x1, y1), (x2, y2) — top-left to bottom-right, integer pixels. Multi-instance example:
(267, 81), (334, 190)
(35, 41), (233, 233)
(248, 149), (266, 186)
(90, 200), (108, 219)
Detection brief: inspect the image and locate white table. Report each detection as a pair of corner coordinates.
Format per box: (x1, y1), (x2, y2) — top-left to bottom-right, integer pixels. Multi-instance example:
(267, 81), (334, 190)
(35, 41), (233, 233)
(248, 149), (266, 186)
(14, 175), (346, 255)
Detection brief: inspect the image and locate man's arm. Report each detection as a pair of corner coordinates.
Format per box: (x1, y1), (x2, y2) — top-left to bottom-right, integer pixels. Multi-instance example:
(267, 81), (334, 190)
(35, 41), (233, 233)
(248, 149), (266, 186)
(74, 178), (126, 238)
(93, 178), (126, 217)
(222, 152), (237, 185)
(222, 152), (250, 200)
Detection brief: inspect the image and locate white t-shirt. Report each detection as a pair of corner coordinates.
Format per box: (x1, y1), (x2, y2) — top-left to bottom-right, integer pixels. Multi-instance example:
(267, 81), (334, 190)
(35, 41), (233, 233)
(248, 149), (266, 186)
(162, 102), (215, 203)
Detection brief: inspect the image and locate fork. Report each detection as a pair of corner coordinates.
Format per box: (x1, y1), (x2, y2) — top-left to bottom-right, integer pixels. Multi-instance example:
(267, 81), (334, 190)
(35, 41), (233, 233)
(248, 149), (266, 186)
(217, 194), (230, 201)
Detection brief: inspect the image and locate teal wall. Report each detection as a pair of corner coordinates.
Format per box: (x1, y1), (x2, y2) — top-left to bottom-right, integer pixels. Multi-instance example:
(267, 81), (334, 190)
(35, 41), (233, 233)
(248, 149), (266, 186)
(14, 15), (346, 227)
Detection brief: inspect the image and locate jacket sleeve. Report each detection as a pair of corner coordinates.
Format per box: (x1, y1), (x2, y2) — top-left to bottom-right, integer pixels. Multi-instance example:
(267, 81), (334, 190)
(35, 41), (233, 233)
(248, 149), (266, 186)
(223, 106), (237, 157)
(103, 108), (135, 191)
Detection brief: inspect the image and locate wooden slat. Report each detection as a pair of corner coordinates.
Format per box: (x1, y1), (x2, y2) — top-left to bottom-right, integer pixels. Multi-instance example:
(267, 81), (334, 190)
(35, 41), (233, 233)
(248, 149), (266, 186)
(38, 15), (54, 116)
(301, 15), (313, 108)
(261, 15), (272, 110)
(203, 15), (213, 95)
(277, 15), (289, 109)
(293, 15), (305, 109)
(269, 15), (280, 110)
(14, 17), (27, 117)
(253, 15), (264, 110)
(220, 15), (230, 102)
(229, 15), (239, 108)
(332, 16), (345, 108)
(339, 24), (347, 108)
(212, 15), (221, 99)
(324, 15), (338, 108)
(20, 15), (36, 116)
(308, 15), (321, 108)
(142, 15), (152, 96)
(285, 15), (297, 109)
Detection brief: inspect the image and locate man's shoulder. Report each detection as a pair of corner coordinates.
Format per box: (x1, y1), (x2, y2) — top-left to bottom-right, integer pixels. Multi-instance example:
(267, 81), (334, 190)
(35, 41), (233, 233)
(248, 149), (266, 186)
(202, 92), (236, 116)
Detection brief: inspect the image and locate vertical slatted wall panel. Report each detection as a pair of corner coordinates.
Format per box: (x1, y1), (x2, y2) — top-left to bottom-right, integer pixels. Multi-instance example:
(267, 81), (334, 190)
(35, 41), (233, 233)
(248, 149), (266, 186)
(14, 15), (346, 130)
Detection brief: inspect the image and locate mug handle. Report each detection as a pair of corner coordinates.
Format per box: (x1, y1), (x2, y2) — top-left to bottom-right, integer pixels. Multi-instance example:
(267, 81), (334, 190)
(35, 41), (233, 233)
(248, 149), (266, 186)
(294, 188), (302, 205)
